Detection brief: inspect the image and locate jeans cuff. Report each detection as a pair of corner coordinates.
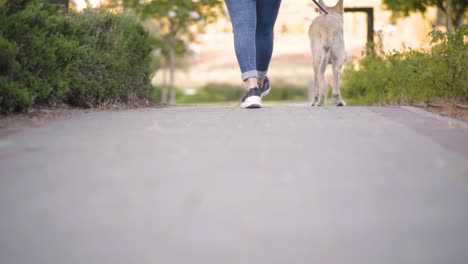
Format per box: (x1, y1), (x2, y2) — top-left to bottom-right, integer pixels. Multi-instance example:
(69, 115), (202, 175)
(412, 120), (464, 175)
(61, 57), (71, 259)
(242, 70), (258, 81)
(258, 71), (268, 79)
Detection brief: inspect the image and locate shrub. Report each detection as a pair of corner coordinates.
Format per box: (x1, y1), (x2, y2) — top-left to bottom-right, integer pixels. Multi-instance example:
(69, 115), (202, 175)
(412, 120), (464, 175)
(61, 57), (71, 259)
(341, 53), (389, 105)
(427, 25), (468, 100)
(65, 9), (153, 107)
(342, 25), (467, 105)
(0, 0), (75, 112)
(0, 0), (155, 113)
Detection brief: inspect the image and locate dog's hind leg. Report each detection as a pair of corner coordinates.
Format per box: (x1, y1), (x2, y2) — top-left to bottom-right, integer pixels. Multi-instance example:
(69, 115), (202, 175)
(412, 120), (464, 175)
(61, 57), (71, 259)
(333, 58), (346, 106)
(312, 68), (320, 106)
(310, 37), (321, 106)
(313, 48), (330, 107)
(331, 62), (346, 106)
(331, 49), (346, 107)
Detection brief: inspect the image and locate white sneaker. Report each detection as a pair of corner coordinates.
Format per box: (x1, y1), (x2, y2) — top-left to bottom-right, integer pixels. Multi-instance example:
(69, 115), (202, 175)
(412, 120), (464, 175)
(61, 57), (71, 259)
(240, 87), (262, 108)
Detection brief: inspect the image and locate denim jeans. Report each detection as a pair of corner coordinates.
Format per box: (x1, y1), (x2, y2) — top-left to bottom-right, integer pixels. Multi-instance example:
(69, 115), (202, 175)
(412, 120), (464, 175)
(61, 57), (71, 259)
(224, 0), (282, 81)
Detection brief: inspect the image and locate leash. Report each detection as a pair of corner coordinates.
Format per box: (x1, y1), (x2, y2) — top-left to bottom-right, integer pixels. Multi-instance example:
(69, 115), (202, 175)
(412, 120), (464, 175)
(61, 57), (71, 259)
(311, 0), (330, 14)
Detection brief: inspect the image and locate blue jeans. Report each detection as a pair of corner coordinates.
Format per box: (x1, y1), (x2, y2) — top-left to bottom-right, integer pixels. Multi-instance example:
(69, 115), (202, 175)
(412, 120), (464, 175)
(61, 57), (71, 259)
(225, 0), (282, 81)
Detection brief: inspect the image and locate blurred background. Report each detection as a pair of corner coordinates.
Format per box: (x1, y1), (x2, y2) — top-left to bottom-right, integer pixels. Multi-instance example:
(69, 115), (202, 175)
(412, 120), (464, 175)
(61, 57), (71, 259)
(1, 0), (466, 113)
(179, 0), (437, 87)
(65, 0), (464, 106)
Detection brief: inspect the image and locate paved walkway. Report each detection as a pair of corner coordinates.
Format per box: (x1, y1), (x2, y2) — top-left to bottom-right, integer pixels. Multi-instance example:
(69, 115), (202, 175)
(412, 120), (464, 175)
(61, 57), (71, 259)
(1, 106), (467, 264)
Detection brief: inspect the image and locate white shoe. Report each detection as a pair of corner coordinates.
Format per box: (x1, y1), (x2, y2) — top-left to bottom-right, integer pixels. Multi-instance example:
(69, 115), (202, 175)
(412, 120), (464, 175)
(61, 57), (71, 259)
(240, 87), (262, 109)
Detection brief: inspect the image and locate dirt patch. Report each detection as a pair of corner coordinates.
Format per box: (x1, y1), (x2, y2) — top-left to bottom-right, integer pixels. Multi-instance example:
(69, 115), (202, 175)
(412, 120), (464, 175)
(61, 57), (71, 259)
(0, 100), (164, 138)
(0, 107), (83, 138)
(420, 104), (468, 123)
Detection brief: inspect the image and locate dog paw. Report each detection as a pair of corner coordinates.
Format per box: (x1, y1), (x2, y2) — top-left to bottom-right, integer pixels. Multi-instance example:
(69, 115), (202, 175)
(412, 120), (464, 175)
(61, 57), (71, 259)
(333, 94), (346, 107)
(311, 96), (319, 107)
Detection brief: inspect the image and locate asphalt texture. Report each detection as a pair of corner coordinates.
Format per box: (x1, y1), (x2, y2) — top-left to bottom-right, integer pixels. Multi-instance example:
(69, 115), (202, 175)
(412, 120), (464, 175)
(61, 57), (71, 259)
(1, 105), (468, 264)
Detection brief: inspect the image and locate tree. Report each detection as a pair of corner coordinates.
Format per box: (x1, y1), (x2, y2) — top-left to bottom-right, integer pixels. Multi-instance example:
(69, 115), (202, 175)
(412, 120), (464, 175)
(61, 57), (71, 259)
(383, 0), (467, 32)
(148, 32), (190, 104)
(122, 0), (224, 105)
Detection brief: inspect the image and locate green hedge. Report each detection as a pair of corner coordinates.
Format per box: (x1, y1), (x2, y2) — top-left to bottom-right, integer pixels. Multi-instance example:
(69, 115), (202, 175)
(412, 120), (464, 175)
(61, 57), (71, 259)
(342, 25), (467, 105)
(1, 0), (72, 112)
(66, 9), (153, 107)
(0, 0), (154, 113)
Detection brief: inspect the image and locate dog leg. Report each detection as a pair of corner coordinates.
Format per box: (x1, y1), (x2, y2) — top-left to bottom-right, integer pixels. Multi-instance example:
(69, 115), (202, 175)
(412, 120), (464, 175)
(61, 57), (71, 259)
(314, 49), (329, 107)
(312, 72), (320, 106)
(331, 54), (346, 107)
(310, 38), (322, 107)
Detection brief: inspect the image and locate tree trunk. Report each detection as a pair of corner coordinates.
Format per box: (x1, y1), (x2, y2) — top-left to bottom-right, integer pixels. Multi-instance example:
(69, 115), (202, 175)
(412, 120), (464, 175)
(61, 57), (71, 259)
(169, 44), (176, 105)
(446, 0), (454, 33)
(161, 63), (168, 104)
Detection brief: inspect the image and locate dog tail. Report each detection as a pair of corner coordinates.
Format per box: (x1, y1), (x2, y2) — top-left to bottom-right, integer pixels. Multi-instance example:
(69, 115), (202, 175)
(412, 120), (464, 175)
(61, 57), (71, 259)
(321, 29), (334, 52)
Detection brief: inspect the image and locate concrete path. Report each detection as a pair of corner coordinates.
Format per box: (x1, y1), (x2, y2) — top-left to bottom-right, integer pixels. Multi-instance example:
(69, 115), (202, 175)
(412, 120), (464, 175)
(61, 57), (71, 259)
(1, 106), (467, 264)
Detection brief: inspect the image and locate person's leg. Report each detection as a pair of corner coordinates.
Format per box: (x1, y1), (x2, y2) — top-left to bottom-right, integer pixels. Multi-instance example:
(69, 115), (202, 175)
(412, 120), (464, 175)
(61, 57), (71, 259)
(225, 0), (263, 108)
(256, 0), (282, 84)
(224, 0), (258, 88)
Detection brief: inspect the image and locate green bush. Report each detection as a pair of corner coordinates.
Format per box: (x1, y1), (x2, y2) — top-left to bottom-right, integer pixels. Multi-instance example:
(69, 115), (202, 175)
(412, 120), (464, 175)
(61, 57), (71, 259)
(0, 0), (155, 113)
(342, 25), (467, 105)
(65, 9), (153, 107)
(0, 0), (75, 112)
(427, 26), (468, 99)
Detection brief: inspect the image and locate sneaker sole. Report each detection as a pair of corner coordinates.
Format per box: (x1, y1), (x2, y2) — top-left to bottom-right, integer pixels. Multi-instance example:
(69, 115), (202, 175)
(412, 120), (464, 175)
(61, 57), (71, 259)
(240, 96), (262, 109)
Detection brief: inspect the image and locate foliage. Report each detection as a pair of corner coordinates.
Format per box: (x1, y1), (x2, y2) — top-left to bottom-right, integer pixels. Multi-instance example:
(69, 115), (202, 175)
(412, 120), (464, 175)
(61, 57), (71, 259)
(65, 9), (153, 107)
(383, 0), (467, 30)
(126, 0), (224, 39)
(427, 24), (468, 99)
(342, 25), (467, 105)
(0, 0), (75, 112)
(120, 0), (225, 104)
(0, 0), (155, 113)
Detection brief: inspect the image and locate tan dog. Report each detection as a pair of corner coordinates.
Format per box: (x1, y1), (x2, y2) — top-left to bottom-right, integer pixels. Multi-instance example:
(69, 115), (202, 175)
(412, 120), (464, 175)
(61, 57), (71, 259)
(309, 0), (346, 106)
